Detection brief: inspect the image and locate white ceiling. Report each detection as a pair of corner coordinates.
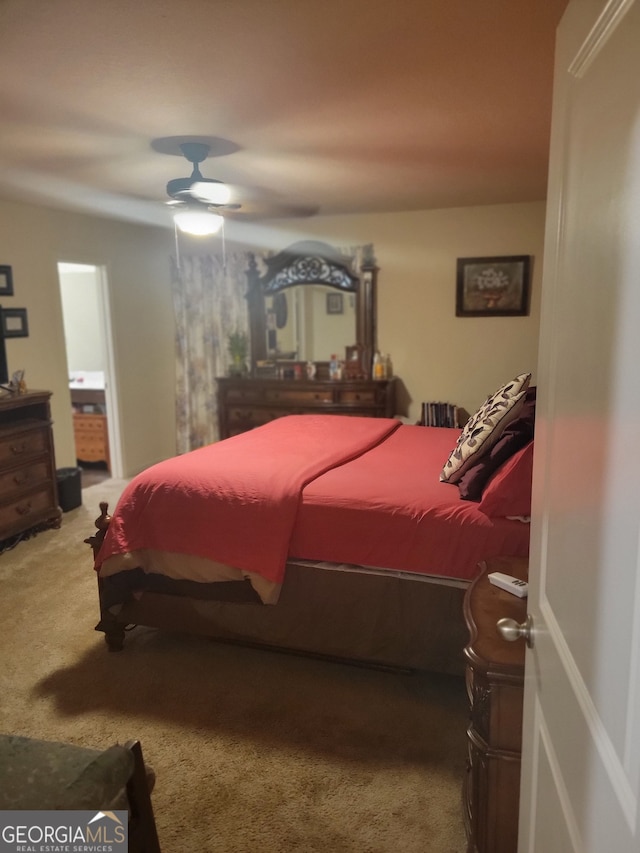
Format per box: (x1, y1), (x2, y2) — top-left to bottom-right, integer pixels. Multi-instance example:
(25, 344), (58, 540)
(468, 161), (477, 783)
(0, 0), (569, 229)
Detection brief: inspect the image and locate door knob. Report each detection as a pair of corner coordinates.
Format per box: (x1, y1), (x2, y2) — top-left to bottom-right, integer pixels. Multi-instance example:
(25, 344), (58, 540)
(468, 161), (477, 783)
(497, 614), (534, 648)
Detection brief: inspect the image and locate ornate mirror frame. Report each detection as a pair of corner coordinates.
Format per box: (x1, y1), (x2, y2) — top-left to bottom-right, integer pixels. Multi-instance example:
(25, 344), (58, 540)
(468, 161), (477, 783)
(245, 240), (378, 376)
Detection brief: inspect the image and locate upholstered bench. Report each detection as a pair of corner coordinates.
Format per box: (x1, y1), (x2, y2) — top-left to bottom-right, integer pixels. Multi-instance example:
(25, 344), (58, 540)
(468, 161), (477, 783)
(0, 735), (161, 852)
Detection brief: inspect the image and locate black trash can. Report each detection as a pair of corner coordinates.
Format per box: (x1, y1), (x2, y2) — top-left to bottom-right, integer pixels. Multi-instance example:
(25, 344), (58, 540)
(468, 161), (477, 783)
(57, 467), (82, 512)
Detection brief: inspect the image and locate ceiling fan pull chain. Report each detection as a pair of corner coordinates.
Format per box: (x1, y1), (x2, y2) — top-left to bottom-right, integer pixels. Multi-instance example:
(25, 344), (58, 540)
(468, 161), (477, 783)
(174, 220), (181, 268)
(221, 217), (226, 272)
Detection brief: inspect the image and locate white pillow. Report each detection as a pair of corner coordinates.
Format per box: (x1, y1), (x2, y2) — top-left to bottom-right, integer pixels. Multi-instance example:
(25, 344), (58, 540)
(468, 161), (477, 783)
(440, 373), (531, 484)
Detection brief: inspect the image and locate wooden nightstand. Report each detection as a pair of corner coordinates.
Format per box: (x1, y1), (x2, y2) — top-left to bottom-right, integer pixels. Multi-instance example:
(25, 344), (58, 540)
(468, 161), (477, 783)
(463, 556), (528, 853)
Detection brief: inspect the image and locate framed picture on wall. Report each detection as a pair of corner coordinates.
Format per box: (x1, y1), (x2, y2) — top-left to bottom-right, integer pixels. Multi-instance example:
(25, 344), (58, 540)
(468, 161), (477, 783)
(1, 307), (29, 338)
(0, 266), (14, 297)
(456, 255), (531, 317)
(326, 292), (344, 315)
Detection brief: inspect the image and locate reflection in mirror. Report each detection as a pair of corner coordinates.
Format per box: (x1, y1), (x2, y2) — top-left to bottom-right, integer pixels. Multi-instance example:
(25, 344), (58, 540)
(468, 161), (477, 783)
(265, 285), (356, 362)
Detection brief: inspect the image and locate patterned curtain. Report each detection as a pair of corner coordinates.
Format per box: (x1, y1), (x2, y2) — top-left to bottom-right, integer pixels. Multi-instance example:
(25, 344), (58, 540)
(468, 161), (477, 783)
(171, 252), (249, 453)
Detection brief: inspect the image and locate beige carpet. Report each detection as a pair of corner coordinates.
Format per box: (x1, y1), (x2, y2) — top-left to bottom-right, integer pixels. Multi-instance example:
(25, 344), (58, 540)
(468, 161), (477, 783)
(0, 479), (469, 853)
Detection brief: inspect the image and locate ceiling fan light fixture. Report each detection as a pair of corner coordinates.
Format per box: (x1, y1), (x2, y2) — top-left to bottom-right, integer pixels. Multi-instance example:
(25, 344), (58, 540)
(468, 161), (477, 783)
(191, 179), (231, 205)
(173, 209), (224, 236)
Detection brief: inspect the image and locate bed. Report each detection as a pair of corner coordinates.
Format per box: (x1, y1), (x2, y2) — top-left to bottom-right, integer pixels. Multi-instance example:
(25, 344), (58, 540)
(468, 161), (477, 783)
(86, 375), (534, 675)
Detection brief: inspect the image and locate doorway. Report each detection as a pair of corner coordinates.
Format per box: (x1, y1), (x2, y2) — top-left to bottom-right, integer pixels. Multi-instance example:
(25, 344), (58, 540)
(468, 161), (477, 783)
(57, 262), (122, 484)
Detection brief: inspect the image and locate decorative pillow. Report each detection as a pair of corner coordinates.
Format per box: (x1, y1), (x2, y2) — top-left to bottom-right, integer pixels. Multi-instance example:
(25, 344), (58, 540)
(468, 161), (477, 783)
(440, 373), (531, 484)
(478, 440), (534, 517)
(457, 386), (536, 501)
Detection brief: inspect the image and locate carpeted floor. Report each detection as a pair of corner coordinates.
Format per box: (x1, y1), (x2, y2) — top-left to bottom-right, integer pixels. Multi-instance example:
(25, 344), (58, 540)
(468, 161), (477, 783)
(0, 480), (469, 852)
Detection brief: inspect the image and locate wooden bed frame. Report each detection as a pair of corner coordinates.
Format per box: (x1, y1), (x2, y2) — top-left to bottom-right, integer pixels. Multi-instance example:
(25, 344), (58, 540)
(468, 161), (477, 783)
(86, 502), (468, 675)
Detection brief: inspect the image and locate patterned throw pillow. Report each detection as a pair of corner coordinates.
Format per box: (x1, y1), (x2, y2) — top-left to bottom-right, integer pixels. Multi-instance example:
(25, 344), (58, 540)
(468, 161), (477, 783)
(457, 385), (536, 501)
(440, 373), (531, 484)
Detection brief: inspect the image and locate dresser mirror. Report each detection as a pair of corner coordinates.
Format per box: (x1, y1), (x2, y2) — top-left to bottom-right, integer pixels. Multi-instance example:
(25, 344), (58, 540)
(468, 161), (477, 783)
(246, 240), (377, 378)
(264, 284), (356, 363)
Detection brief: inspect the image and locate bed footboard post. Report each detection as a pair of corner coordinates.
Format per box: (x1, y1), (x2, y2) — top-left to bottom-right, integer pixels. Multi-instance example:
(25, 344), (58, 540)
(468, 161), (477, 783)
(84, 501), (111, 558)
(84, 502), (125, 652)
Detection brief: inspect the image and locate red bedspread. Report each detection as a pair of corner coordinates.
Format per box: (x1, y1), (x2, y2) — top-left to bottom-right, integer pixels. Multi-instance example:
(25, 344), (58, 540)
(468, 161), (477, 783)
(96, 415), (399, 584)
(290, 424), (530, 580)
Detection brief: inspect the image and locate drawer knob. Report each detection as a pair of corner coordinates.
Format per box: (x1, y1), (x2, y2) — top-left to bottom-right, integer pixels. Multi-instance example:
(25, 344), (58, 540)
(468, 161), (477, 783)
(497, 614), (534, 648)
(16, 501), (33, 516)
(11, 441), (27, 454)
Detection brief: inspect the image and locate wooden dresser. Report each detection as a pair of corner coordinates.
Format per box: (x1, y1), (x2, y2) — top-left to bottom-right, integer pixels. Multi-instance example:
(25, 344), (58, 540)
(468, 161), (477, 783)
(0, 390), (62, 542)
(217, 376), (397, 439)
(463, 556), (528, 853)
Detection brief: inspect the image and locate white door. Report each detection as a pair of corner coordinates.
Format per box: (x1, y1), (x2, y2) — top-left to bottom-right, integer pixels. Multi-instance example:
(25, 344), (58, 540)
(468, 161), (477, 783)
(517, 1), (640, 850)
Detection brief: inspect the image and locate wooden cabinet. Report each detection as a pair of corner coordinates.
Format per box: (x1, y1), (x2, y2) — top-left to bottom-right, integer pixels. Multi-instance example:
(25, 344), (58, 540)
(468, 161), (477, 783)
(73, 412), (110, 470)
(217, 376), (397, 439)
(463, 556), (528, 853)
(0, 390), (61, 542)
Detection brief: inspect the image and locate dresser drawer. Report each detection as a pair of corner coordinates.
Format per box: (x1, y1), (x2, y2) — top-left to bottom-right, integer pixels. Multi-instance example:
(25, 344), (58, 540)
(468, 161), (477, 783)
(74, 414), (107, 433)
(336, 389), (377, 404)
(223, 387), (264, 403)
(467, 727), (521, 853)
(0, 485), (58, 538)
(76, 439), (108, 462)
(263, 388), (334, 404)
(0, 459), (49, 500)
(0, 427), (48, 466)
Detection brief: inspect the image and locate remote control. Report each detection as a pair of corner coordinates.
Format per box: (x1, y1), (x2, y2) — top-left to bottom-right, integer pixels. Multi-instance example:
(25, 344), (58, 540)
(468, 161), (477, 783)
(488, 571), (528, 598)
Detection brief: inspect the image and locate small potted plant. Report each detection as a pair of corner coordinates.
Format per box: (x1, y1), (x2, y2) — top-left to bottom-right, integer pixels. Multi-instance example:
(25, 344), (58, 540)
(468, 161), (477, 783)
(227, 329), (249, 376)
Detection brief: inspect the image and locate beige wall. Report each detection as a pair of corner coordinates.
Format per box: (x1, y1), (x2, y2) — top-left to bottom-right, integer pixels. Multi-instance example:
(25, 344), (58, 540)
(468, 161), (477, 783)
(0, 197), (544, 478)
(245, 200), (545, 419)
(0, 198), (176, 476)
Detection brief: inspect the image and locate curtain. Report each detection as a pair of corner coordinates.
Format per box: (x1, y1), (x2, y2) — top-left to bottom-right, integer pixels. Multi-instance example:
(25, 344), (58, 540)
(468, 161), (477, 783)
(171, 252), (249, 453)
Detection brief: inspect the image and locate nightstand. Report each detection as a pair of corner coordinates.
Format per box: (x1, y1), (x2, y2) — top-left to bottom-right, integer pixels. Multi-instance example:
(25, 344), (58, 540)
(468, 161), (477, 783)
(463, 556), (528, 853)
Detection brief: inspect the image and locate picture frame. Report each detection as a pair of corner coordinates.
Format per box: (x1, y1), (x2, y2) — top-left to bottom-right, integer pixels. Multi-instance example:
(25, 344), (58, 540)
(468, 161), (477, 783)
(0, 266), (14, 297)
(1, 307), (29, 338)
(326, 292), (344, 315)
(344, 343), (368, 380)
(456, 255), (531, 317)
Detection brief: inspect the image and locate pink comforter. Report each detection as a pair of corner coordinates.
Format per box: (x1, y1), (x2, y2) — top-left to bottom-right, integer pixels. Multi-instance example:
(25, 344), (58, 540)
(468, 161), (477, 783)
(96, 415), (400, 584)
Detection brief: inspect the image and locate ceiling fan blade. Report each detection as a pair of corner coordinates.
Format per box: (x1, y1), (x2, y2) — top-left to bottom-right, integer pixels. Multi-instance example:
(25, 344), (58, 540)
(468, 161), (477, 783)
(191, 180), (231, 205)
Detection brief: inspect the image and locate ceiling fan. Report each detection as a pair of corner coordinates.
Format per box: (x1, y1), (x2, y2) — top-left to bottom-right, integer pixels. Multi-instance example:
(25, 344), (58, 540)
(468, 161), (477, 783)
(164, 141), (240, 235)
(154, 135), (319, 234)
